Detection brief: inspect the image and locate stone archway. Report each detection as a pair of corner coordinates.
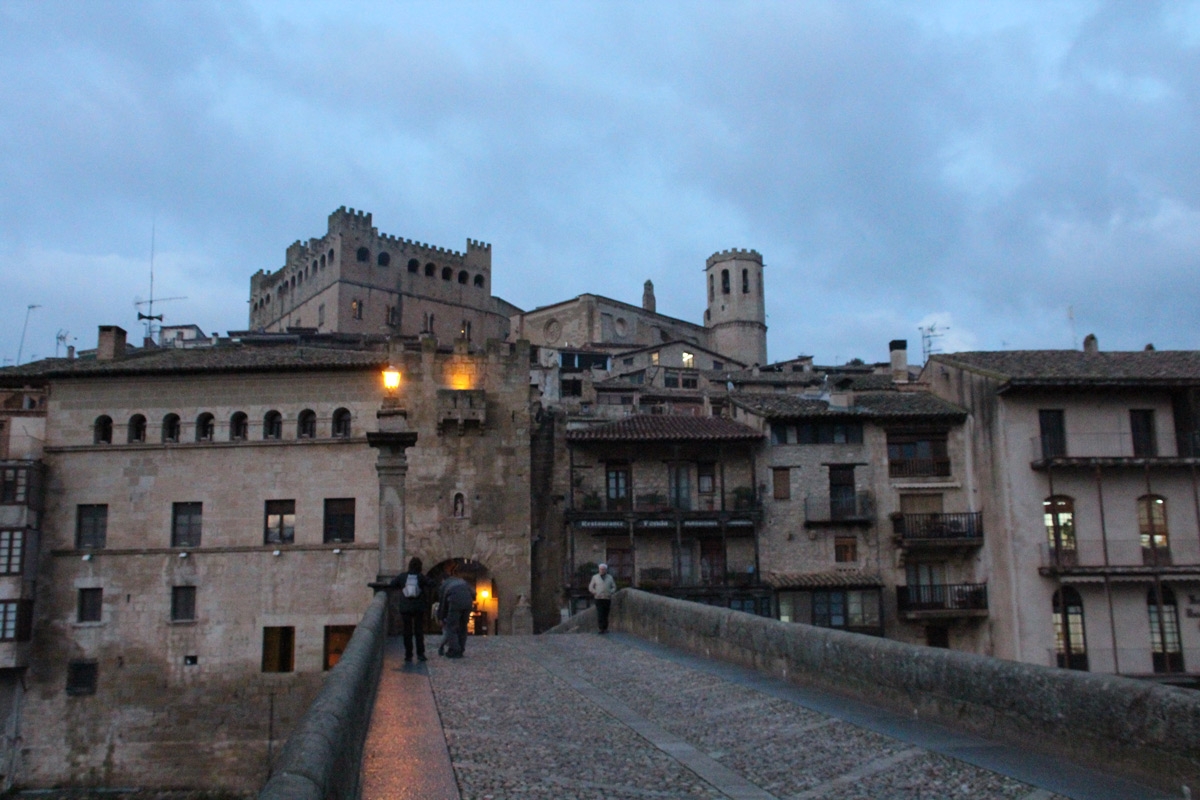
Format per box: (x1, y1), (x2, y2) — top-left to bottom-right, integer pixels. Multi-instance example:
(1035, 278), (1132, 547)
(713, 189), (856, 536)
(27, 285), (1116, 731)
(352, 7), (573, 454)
(428, 558), (498, 635)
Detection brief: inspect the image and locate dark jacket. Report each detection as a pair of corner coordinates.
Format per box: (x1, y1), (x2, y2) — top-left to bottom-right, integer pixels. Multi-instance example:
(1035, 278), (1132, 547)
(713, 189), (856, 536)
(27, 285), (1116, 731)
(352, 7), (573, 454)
(437, 576), (475, 619)
(391, 571), (433, 614)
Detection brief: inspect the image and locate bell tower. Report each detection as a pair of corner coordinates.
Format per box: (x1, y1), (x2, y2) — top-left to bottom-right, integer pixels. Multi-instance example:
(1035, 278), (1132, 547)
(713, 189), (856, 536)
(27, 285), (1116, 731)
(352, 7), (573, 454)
(704, 249), (767, 366)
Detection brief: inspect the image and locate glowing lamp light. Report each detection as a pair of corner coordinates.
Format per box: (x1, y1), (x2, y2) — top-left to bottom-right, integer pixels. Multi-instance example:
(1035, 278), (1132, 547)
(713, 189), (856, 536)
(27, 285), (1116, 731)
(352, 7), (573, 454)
(449, 371), (473, 390)
(382, 366), (402, 391)
(479, 589), (490, 600)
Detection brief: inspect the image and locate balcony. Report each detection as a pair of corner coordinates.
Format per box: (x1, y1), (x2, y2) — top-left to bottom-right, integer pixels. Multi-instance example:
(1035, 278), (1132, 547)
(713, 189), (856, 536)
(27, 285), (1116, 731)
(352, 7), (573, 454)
(1030, 432), (1200, 469)
(1039, 540), (1196, 576)
(0, 461), (44, 511)
(896, 583), (988, 619)
(892, 512), (983, 549)
(888, 458), (950, 479)
(436, 389), (486, 435)
(804, 491), (873, 526)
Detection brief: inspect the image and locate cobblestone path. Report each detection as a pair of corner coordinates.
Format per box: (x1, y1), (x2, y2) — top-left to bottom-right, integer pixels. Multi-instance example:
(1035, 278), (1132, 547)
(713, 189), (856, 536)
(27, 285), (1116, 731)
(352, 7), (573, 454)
(425, 634), (1110, 800)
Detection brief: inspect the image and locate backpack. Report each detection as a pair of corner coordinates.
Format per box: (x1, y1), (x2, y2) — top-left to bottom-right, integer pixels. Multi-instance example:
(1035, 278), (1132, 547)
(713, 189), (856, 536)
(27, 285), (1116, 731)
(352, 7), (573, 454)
(402, 574), (421, 599)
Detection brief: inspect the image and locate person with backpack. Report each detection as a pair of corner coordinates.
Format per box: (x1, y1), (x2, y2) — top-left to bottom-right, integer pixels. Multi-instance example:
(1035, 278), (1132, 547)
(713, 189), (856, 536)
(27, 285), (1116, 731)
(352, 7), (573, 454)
(392, 557), (433, 663)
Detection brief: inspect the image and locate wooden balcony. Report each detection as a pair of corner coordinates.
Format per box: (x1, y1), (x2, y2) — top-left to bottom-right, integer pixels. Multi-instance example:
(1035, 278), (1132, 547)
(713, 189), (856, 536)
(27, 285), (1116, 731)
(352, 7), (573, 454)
(892, 512), (983, 550)
(896, 583), (988, 620)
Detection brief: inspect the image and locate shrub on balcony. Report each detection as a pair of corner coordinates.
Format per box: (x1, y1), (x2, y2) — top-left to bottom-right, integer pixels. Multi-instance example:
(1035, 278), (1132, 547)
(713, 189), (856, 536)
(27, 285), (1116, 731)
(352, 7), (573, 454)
(580, 492), (602, 510)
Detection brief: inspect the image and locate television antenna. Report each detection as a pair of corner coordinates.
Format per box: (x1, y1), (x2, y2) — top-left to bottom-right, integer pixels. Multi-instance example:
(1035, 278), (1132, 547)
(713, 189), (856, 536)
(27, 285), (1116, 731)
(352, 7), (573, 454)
(135, 220), (186, 343)
(15, 304), (41, 365)
(55, 329), (75, 357)
(919, 322), (947, 364)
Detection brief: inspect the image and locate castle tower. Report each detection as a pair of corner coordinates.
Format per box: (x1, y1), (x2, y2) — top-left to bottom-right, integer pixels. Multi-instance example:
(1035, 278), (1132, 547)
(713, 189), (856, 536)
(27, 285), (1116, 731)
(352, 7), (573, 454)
(704, 249), (767, 366)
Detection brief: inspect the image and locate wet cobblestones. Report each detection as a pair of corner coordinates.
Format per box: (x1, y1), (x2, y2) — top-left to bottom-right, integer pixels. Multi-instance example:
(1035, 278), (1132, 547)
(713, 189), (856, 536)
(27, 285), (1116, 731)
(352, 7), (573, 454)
(427, 635), (1070, 800)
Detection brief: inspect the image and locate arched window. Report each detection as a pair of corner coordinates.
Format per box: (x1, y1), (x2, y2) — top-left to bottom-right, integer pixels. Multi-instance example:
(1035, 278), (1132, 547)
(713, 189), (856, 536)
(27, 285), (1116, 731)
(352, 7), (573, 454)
(457, 270), (468, 284)
(453, 492), (465, 518)
(94, 415), (113, 444)
(230, 412), (248, 441)
(195, 413), (215, 442)
(1043, 496), (1076, 561)
(721, 268), (730, 294)
(162, 414), (181, 443)
(356, 247), (370, 262)
(127, 414), (146, 443)
(742, 268), (749, 293)
(297, 409), (317, 439)
(263, 411), (282, 441)
(1053, 587), (1088, 671)
(328, 248), (335, 263)
(441, 267), (452, 281)
(473, 274), (484, 288)
(1148, 586), (1184, 673)
(425, 262), (436, 277)
(332, 408), (352, 438)
(312, 259), (318, 272)
(320, 254), (326, 268)
(408, 258), (420, 273)
(377, 252), (390, 267)
(1138, 495), (1169, 560)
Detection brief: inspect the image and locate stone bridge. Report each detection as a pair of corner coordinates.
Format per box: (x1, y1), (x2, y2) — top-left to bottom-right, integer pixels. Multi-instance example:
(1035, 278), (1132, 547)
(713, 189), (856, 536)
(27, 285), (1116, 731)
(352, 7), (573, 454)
(259, 590), (1199, 800)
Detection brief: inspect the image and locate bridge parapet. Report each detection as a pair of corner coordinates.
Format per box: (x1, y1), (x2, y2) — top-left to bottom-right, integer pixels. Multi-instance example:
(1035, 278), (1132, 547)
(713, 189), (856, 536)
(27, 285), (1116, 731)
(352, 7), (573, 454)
(555, 589), (1200, 794)
(259, 591), (388, 800)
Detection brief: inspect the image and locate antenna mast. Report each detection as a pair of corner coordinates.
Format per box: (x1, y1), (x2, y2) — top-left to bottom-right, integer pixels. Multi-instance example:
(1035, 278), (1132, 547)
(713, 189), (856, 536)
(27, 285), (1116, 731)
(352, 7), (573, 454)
(919, 323), (947, 364)
(15, 304), (41, 365)
(135, 220), (187, 343)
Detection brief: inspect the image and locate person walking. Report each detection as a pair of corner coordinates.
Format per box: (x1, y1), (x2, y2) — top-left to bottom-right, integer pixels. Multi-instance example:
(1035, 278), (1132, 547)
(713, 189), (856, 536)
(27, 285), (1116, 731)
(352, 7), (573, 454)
(589, 563), (618, 634)
(392, 557), (433, 663)
(438, 572), (476, 658)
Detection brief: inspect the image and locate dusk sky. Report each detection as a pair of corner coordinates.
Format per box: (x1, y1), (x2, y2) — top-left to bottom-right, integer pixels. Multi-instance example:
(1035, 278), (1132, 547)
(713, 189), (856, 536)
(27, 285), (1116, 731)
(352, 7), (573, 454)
(2, 1), (1198, 366)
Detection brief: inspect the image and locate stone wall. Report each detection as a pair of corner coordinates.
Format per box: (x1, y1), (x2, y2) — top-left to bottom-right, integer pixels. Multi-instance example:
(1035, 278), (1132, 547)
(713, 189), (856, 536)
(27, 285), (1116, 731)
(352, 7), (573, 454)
(259, 591), (387, 800)
(580, 589), (1200, 793)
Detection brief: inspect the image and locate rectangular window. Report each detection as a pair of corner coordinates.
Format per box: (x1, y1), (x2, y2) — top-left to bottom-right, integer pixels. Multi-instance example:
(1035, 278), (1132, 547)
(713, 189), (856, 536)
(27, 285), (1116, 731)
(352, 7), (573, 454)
(262, 626), (295, 673)
(681, 375), (698, 389)
(171, 502), (202, 548)
(77, 588), (102, 623)
(324, 625), (355, 670)
(560, 378), (583, 397)
(264, 500), (296, 545)
(697, 463), (716, 495)
(66, 660), (98, 695)
(668, 464), (691, 510)
(664, 371), (679, 388)
(829, 465), (856, 519)
(0, 530), (24, 574)
(323, 498), (356, 543)
(699, 539), (725, 585)
(351, 299), (363, 320)
(171, 586), (196, 622)
(712, 360), (724, 370)
(650, 352), (659, 366)
(76, 504), (108, 549)
(605, 465), (629, 510)
(682, 352), (695, 368)
(0, 467), (28, 504)
(318, 303), (325, 327)
(1039, 409), (1066, 458)
(1130, 409), (1157, 457)
(772, 467), (791, 500)
(796, 422), (863, 444)
(834, 536), (857, 563)
(887, 432), (950, 478)
(0, 601), (32, 642)
(813, 589), (880, 631)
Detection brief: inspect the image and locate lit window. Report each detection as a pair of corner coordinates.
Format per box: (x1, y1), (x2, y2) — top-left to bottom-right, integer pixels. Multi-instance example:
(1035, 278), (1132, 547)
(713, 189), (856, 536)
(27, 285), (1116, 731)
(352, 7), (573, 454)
(650, 352), (659, 366)
(264, 500), (296, 544)
(682, 352), (694, 368)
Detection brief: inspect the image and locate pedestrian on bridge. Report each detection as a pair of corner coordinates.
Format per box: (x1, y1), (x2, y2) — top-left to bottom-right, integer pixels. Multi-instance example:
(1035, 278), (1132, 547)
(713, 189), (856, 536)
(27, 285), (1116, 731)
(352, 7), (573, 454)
(438, 572), (476, 658)
(589, 563), (617, 634)
(393, 557), (433, 663)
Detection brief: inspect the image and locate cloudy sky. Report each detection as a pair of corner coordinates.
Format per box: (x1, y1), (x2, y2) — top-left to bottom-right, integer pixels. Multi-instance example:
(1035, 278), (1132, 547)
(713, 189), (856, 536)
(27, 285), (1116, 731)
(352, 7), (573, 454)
(2, 1), (1198, 367)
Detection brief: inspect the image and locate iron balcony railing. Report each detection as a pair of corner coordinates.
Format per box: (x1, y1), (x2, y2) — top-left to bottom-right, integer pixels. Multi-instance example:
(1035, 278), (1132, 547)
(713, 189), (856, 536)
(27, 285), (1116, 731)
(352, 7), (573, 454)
(896, 583), (988, 613)
(888, 457), (951, 479)
(892, 512), (983, 542)
(804, 491), (873, 524)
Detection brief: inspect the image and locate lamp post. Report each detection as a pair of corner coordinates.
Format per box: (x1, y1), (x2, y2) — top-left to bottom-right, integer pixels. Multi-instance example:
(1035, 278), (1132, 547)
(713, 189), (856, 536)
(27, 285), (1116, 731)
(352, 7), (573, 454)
(367, 365), (418, 584)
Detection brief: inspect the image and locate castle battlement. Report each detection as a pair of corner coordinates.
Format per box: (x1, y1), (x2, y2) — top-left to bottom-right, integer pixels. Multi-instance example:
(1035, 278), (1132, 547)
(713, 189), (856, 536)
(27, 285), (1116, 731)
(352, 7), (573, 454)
(706, 248), (763, 268)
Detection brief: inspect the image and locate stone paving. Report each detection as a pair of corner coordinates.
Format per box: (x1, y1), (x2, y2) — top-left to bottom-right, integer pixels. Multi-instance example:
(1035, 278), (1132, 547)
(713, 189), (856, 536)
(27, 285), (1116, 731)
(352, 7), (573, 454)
(424, 634), (1091, 800)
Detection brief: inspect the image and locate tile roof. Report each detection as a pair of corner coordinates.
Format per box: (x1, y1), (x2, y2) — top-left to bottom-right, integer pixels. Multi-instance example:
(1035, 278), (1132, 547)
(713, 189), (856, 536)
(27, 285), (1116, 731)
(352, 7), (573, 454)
(0, 343), (390, 383)
(763, 569), (884, 589)
(566, 414), (763, 442)
(730, 391), (965, 421)
(931, 350), (1200, 388)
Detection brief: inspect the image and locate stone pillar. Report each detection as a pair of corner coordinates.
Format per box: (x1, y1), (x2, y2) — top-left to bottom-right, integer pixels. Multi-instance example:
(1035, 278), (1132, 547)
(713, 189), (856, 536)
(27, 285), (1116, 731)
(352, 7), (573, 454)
(367, 407), (419, 583)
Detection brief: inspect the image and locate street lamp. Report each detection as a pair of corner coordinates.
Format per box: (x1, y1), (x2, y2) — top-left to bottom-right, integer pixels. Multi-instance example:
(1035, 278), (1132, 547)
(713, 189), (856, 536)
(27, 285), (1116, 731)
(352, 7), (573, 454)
(382, 365), (401, 393)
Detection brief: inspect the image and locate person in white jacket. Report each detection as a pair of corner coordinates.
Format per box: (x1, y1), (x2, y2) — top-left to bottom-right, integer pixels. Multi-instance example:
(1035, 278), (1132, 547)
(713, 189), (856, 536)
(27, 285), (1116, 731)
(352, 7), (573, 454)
(588, 563), (618, 634)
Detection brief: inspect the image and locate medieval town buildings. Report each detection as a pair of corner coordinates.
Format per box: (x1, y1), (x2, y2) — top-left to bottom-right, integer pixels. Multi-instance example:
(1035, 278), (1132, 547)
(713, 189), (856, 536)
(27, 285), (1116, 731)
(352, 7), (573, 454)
(0, 207), (1196, 789)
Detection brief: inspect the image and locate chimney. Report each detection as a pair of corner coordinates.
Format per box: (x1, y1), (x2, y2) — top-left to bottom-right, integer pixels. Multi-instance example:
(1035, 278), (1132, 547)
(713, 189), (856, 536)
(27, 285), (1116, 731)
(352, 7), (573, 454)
(67, 345), (75, 360)
(889, 339), (908, 383)
(643, 280), (656, 313)
(97, 326), (127, 361)
(1083, 333), (1098, 354)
